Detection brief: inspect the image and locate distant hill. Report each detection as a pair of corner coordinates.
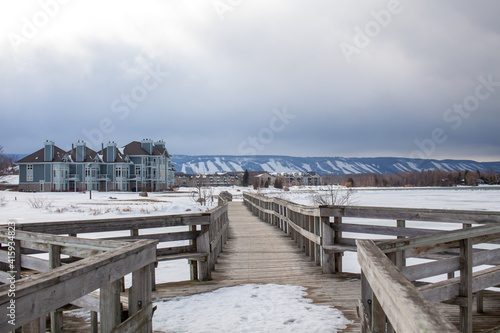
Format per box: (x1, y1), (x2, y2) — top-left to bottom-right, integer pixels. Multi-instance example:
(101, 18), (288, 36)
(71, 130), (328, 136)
(171, 155), (500, 175)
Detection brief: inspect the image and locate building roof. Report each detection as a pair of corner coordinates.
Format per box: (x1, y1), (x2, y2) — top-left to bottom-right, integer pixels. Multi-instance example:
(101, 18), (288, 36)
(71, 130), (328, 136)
(98, 146), (129, 163)
(67, 146), (99, 163)
(123, 141), (167, 156)
(16, 146), (68, 163)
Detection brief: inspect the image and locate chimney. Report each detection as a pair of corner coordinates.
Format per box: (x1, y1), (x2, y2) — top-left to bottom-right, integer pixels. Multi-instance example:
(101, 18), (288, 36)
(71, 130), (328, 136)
(154, 139), (165, 149)
(107, 141), (117, 162)
(44, 140), (55, 162)
(141, 138), (153, 155)
(76, 141), (86, 162)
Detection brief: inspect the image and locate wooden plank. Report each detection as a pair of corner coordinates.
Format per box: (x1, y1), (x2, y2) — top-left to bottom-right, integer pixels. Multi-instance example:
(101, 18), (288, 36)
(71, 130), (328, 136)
(244, 195), (320, 220)
(9, 213), (211, 234)
(283, 216), (321, 245)
(49, 245), (63, 333)
(419, 264), (500, 303)
(100, 279), (122, 333)
(210, 221), (229, 252)
(129, 264), (152, 333)
(0, 239), (157, 329)
(403, 247), (500, 281)
(459, 235), (472, 333)
(156, 245), (196, 257)
(157, 252), (208, 262)
(321, 217), (335, 274)
(321, 205), (500, 224)
(357, 239), (457, 333)
(332, 223), (438, 238)
(377, 224), (500, 254)
(0, 229), (126, 250)
(323, 245), (357, 253)
(108, 231), (199, 243)
(196, 228), (210, 281)
(111, 303), (153, 333)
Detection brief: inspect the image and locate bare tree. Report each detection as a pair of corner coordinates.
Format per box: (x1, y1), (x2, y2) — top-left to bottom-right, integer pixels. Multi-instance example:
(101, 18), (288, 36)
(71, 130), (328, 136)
(190, 179), (214, 206)
(0, 145), (13, 176)
(312, 185), (358, 206)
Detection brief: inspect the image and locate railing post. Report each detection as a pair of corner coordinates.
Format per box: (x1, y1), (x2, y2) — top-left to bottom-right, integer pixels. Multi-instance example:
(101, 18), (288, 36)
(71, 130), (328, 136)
(360, 272), (372, 333)
(49, 245), (63, 333)
(321, 215), (335, 274)
(333, 216), (342, 273)
(371, 294), (386, 333)
(396, 220), (406, 269)
(91, 311), (98, 333)
(314, 216), (321, 266)
(196, 225), (211, 281)
(189, 225), (198, 280)
(129, 263), (153, 333)
(459, 224), (473, 333)
(100, 279), (122, 333)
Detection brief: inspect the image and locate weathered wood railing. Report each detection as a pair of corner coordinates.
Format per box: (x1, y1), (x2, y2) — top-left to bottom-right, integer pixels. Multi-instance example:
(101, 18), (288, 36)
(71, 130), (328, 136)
(0, 200), (229, 333)
(0, 228), (157, 333)
(243, 191), (500, 332)
(8, 202), (229, 283)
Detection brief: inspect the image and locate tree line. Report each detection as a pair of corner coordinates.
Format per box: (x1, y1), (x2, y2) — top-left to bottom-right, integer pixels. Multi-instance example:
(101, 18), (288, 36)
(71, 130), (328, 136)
(322, 169), (499, 188)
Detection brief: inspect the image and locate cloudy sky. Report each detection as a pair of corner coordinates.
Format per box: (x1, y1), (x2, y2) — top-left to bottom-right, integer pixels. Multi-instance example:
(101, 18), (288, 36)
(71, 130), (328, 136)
(1, 0), (499, 161)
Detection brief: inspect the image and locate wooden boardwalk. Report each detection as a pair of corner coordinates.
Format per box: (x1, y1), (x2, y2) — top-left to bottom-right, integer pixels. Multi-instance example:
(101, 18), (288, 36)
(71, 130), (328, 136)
(154, 201), (362, 331)
(62, 200), (500, 332)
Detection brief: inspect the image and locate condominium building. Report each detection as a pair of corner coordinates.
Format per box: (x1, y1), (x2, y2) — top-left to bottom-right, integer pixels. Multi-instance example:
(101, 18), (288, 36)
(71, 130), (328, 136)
(16, 139), (175, 192)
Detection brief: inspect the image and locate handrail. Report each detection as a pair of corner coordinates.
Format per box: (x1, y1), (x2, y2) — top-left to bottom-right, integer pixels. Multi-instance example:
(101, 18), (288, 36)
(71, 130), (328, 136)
(0, 229), (158, 332)
(357, 239), (457, 333)
(243, 191), (500, 332)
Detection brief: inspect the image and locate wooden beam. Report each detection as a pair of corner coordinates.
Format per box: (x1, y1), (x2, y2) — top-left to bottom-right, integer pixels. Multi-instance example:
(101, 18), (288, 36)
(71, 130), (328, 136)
(357, 239), (457, 333)
(100, 279), (122, 333)
(111, 303), (153, 333)
(459, 235), (473, 333)
(128, 264), (153, 333)
(321, 205), (500, 224)
(49, 245), (63, 333)
(419, 265), (500, 303)
(0, 239), (157, 329)
(377, 224), (500, 254)
(321, 217), (335, 274)
(8, 213), (211, 235)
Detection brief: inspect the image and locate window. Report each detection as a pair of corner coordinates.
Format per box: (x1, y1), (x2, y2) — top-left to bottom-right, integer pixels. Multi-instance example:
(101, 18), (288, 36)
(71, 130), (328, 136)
(27, 164), (33, 181)
(136, 166), (141, 176)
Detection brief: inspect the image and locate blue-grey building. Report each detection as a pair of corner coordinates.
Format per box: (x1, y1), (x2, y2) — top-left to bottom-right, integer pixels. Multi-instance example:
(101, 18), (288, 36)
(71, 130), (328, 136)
(16, 139), (175, 192)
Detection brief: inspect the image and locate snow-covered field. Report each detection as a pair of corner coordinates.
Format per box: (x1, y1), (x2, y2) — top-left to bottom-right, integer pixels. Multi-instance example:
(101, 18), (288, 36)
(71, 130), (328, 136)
(2, 185), (500, 332)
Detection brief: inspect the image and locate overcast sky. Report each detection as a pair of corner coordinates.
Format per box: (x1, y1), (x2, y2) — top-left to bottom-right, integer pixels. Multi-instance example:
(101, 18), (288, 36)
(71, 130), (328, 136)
(1, 1), (499, 161)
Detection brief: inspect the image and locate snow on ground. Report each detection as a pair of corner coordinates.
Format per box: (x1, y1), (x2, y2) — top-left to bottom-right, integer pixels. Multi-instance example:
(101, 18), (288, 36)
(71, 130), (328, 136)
(0, 175), (18, 185)
(3, 185), (500, 331)
(153, 284), (350, 333)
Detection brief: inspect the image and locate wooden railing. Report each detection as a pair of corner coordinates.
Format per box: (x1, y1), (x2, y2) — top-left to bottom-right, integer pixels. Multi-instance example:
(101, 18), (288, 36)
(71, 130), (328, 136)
(10, 202), (229, 282)
(243, 192), (500, 332)
(0, 199), (230, 333)
(0, 228), (157, 333)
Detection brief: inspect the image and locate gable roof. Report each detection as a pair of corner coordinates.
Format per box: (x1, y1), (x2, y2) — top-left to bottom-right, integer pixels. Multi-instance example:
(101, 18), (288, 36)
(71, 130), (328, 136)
(98, 146), (130, 163)
(16, 146), (68, 163)
(66, 146), (99, 163)
(123, 141), (166, 156)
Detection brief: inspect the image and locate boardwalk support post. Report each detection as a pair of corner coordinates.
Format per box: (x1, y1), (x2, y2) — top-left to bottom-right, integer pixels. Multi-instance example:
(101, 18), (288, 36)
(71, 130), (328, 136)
(459, 224), (473, 333)
(321, 216), (335, 274)
(100, 279), (122, 333)
(197, 225), (211, 281)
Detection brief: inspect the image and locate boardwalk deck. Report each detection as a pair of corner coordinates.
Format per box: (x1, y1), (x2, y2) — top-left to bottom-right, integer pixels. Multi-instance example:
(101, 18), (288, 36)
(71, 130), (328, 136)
(153, 201), (362, 332)
(62, 201), (500, 332)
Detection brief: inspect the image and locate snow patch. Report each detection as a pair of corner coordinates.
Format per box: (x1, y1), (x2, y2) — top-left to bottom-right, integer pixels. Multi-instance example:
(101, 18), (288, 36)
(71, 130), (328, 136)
(153, 284), (350, 332)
